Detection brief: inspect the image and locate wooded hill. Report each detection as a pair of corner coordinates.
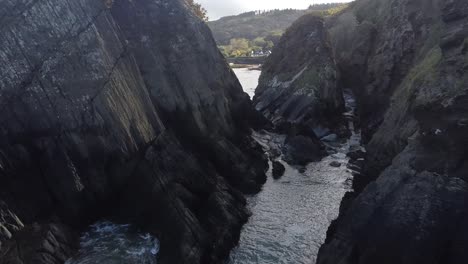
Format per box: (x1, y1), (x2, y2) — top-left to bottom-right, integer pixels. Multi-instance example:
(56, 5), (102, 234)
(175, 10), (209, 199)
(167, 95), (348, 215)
(207, 3), (346, 57)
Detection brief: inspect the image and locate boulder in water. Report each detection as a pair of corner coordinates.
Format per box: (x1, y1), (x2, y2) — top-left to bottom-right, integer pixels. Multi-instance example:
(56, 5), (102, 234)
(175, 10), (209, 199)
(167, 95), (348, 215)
(283, 135), (324, 166)
(347, 149), (366, 160)
(272, 161), (286, 179)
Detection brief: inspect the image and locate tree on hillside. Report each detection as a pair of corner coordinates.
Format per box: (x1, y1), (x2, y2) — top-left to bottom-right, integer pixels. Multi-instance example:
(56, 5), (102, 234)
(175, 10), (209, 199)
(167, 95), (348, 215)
(228, 38), (251, 57)
(186, 0), (209, 21)
(230, 38), (250, 51)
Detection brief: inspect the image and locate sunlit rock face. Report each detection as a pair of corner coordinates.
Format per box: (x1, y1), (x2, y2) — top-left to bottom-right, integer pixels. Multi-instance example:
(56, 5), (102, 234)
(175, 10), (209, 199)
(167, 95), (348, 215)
(0, 0), (267, 263)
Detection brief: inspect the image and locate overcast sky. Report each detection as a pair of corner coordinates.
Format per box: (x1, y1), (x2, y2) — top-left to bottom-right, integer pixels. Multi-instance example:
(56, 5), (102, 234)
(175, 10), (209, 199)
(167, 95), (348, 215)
(198, 0), (353, 21)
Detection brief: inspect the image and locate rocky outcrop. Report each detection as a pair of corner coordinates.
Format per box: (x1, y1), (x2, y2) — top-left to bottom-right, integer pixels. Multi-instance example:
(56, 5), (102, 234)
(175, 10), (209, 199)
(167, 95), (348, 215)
(255, 15), (344, 134)
(0, 0), (267, 263)
(318, 0), (468, 263)
(253, 15), (345, 166)
(282, 134), (324, 166)
(271, 161), (286, 179)
(1, 222), (77, 264)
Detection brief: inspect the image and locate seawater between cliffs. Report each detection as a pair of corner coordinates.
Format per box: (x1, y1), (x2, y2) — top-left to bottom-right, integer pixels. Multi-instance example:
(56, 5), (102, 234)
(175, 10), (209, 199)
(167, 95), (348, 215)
(66, 70), (359, 264)
(228, 134), (358, 264)
(232, 67), (262, 99)
(65, 222), (159, 264)
(230, 70), (362, 264)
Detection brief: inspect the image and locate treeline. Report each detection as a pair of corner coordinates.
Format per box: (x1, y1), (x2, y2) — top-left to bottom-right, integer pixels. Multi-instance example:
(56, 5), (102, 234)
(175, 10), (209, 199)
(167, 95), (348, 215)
(307, 3), (346, 11)
(218, 33), (280, 57)
(186, 0), (208, 21)
(208, 9), (307, 46)
(208, 3), (347, 57)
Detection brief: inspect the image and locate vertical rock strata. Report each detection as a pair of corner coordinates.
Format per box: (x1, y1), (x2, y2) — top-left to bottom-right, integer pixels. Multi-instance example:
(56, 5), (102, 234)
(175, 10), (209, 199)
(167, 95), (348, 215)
(0, 0), (267, 263)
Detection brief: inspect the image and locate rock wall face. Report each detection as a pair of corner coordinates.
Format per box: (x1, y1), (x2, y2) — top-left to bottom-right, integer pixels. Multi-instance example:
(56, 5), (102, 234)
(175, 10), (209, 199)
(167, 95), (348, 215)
(327, 0), (447, 171)
(318, 0), (468, 263)
(254, 15), (345, 135)
(0, 0), (267, 263)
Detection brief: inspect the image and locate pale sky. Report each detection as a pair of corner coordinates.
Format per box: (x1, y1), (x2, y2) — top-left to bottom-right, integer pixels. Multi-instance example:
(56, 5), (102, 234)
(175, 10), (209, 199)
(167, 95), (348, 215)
(198, 0), (353, 21)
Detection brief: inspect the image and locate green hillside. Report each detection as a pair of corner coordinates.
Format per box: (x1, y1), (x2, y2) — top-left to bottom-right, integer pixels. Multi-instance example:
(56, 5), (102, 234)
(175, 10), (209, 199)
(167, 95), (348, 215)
(208, 4), (346, 57)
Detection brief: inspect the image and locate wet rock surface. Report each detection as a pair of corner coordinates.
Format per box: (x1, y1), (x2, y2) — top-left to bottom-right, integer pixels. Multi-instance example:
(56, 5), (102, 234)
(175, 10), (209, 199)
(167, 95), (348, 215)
(0, 0), (267, 263)
(272, 161), (286, 179)
(282, 135), (324, 166)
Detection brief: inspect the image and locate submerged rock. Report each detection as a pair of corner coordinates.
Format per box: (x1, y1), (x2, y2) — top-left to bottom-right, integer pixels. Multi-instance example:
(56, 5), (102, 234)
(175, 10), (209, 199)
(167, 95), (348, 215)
(329, 161), (342, 168)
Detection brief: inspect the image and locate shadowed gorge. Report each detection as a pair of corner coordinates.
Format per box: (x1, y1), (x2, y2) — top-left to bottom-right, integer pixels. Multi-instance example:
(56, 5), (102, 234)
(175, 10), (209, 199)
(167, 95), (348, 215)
(1, 0), (468, 263)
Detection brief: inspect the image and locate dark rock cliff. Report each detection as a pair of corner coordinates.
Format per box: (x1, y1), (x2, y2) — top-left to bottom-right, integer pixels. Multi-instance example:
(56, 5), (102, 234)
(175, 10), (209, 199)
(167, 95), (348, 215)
(253, 15), (345, 166)
(317, 0), (468, 263)
(255, 15), (344, 133)
(0, 0), (267, 263)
